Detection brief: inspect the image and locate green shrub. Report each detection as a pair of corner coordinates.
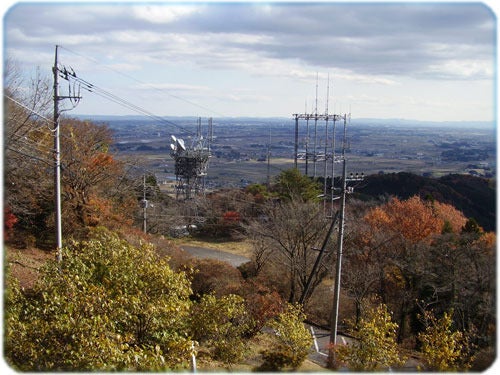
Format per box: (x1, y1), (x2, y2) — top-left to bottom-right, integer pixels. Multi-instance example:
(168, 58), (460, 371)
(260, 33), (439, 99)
(259, 303), (312, 370)
(4, 227), (194, 371)
(190, 293), (249, 364)
(335, 303), (406, 371)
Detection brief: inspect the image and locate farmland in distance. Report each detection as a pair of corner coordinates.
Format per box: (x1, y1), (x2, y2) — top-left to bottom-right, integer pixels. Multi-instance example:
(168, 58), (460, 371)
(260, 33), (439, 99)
(86, 115), (496, 191)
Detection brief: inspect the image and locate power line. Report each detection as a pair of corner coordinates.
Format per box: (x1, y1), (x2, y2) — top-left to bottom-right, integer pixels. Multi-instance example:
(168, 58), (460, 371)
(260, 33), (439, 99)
(58, 67), (198, 137)
(59, 45), (226, 118)
(4, 94), (55, 130)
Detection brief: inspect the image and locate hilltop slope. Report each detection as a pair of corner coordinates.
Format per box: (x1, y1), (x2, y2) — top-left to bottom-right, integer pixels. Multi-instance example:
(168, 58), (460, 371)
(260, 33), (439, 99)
(355, 172), (495, 232)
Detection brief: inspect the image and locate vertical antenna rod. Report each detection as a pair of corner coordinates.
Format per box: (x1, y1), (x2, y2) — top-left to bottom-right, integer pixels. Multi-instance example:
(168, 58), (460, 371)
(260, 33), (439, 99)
(294, 114), (299, 168)
(267, 126), (271, 188)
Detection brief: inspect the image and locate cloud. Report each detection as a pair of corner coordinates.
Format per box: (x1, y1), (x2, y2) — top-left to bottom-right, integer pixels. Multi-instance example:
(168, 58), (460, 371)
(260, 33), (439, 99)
(5, 2), (494, 83)
(132, 5), (199, 24)
(135, 82), (210, 92)
(3, 2), (495, 121)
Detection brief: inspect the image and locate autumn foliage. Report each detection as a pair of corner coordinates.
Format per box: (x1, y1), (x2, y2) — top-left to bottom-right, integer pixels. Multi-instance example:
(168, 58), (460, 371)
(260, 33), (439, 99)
(364, 196), (444, 243)
(4, 207), (18, 240)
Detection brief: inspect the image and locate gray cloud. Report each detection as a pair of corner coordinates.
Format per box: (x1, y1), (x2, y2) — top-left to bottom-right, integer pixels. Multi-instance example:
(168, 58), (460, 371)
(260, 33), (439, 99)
(4, 2), (495, 80)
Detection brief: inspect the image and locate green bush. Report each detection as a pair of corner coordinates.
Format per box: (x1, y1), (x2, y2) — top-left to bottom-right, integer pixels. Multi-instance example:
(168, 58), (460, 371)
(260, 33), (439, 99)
(259, 303), (312, 370)
(4, 227), (194, 371)
(335, 303), (406, 371)
(190, 293), (249, 364)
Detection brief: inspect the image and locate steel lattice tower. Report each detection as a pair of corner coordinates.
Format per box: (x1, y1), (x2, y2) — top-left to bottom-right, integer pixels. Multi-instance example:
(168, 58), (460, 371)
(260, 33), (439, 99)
(170, 118), (213, 200)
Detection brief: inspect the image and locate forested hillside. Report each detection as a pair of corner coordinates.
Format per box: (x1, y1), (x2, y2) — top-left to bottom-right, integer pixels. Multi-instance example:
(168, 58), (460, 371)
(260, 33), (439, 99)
(355, 172), (496, 232)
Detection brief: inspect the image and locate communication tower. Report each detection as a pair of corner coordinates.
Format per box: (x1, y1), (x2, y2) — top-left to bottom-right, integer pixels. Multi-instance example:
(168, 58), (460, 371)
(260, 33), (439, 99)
(170, 118), (213, 200)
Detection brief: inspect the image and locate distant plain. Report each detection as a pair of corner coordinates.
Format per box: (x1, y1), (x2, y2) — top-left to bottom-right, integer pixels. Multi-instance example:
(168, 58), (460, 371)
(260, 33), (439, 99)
(91, 115), (496, 191)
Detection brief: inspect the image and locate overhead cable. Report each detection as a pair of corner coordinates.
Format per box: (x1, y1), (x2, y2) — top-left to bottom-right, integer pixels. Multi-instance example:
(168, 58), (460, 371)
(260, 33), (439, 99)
(59, 45), (226, 118)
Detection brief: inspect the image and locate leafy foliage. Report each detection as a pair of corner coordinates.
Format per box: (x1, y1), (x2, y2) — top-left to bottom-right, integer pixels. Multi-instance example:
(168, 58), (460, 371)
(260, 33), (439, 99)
(4, 64), (54, 247)
(273, 168), (321, 202)
(259, 303), (312, 370)
(364, 196), (444, 243)
(189, 293), (249, 364)
(335, 303), (406, 371)
(418, 309), (472, 371)
(4, 206), (18, 240)
(189, 258), (243, 297)
(60, 118), (136, 234)
(240, 280), (284, 335)
(5, 227), (194, 371)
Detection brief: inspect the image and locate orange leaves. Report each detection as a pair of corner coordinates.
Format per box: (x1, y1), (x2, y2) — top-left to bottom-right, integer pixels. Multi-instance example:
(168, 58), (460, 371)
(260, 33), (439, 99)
(364, 196), (444, 243)
(87, 194), (135, 229)
(432, 201), (467, 234)
(90, 153), (114, 170)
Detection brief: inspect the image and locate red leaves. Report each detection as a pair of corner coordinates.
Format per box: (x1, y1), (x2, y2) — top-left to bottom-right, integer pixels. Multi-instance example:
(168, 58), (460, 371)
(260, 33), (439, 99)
(4, 206), (18, 240)
(223, 211), (241, 223)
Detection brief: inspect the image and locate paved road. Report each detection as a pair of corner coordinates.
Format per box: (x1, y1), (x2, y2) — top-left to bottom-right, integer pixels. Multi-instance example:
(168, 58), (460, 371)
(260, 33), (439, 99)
(308, 325), (353, 367)
(181, 245), (250, 267)
(307, 324), (421, 370)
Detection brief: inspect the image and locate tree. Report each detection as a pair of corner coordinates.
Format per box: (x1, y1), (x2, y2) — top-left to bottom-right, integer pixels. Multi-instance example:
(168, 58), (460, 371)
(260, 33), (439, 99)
(418, 309), (472, 371)
(425, 230), (496, 349)
(273, 168), (321, 202)
(364, 196), (444, 244)
(341, 193), (494, 357)
(358, 196), (449, 341)
(335, 303), (406, 371)
(244, 198), (333, 304)
(239, 280), (284, 336)
(4, 227), (194, 371)
(4, 206), (18, 240)
(60, 118), (133, 233)
(462, 217), (482, 235)
(4, 61), (55, 245)
(189, 258), (243, 297)
(432, 200), (467, 234)
(4, 62), (137, 244)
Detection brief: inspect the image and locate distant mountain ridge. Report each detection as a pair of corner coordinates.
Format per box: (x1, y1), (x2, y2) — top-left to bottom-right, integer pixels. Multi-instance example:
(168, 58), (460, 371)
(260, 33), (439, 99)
(355, 172), (496, 232)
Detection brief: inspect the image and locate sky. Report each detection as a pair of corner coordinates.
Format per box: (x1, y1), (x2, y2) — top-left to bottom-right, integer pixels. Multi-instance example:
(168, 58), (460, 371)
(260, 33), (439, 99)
(2, 1), (498, 122)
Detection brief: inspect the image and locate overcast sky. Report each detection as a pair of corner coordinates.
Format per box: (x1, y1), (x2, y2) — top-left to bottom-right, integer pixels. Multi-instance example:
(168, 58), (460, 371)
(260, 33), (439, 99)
(3, 1), (497, 122)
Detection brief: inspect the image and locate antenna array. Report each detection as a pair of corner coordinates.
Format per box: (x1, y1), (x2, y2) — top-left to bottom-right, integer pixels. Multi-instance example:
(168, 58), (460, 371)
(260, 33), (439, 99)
(170, 117), (213, 200)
